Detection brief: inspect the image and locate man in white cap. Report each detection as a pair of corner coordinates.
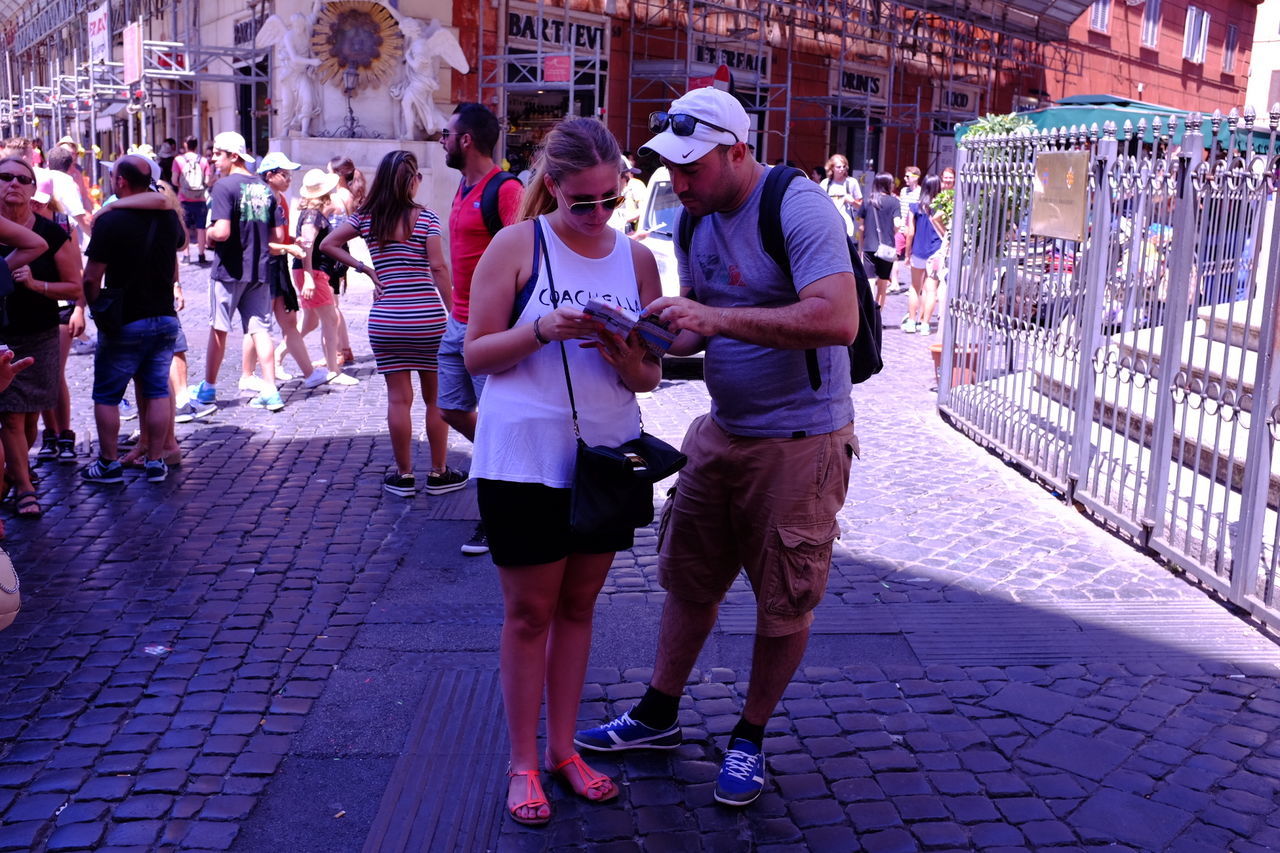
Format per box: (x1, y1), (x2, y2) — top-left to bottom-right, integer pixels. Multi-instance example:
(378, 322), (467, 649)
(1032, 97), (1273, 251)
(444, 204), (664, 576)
(191, 131), (286, 412)
(574, 86), (859, 807)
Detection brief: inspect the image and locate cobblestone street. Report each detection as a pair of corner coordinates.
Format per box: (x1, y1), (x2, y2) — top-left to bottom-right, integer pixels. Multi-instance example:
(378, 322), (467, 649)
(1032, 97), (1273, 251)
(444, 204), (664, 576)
(1, 263), (1279, 852)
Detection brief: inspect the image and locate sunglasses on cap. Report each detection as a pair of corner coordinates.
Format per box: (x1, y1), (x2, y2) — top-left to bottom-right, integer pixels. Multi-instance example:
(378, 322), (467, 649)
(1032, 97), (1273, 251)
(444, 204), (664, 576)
(555, 186), (624, 216)
(648, 111), (740, 143)
(0, 172), (35, 186)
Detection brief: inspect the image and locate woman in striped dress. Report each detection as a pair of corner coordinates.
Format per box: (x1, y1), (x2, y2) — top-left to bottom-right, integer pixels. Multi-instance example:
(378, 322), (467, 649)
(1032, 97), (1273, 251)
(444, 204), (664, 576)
(321, 150), (465, 496)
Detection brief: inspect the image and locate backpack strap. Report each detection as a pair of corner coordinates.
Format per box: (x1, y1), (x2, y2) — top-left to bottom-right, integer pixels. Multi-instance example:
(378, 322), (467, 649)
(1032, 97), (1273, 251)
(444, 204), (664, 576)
(480, 171), (518, 237)
(676, 206), (699, 256)
(756, 167), (823, 391)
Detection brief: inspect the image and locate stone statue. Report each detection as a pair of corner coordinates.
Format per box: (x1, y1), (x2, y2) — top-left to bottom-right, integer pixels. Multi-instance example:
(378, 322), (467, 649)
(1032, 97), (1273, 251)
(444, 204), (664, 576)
(387, 17), (469, 140)
(256, 11), (322, 137)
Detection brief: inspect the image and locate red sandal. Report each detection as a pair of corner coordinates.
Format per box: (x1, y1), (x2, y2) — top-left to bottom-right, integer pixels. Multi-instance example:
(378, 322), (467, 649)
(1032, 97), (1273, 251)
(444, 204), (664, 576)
(546, 751), (618, 802)
(506, 767), (551, 826)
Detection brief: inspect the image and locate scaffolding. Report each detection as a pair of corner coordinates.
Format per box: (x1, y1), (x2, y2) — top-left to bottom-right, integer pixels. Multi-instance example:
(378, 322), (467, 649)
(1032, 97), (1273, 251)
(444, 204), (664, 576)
(475, 0), (1084, 175)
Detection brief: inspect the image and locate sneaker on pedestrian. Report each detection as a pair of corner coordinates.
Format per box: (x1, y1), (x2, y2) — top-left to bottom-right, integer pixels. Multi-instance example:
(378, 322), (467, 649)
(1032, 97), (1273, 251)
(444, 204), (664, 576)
(424, 467), (468, 495)
(238, 374), (265, 394)
(249, 390), (285, 412)
(190, 381), (217, 405)
(81, 457), (124, 485)
(303, 369), (331, 389)
(143, 458), (168, 483)
(119, 429), (142, 448)
(574, 711), (682, 752)
(70, 336), (96, 355)
(174, 400), (216, 423)
(383, 472), (416, 497)
(56, 430), (76, 463)
(36, 429), (57, 461)
(276, 365), (294, 381)
(197, 254), (210, 266)
(119, 399), (138, 421)
(714, 738), (766, 806)
(901, 317), (916, 333)
(329, 372), (359, 386)
(461, 521), (489, 556)
(918, 319), (932, 335)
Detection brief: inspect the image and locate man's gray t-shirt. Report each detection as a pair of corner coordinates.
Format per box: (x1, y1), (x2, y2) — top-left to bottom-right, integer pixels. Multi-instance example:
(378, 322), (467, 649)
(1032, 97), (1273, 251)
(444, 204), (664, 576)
(676, 167), (855, 438)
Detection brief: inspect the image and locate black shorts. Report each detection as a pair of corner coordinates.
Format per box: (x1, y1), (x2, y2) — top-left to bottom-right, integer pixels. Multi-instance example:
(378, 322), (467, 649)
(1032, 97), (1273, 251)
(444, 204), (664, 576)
(864, 252), (894, 281)
(476, 478), (634, 566)
(58, 304), (74, 325)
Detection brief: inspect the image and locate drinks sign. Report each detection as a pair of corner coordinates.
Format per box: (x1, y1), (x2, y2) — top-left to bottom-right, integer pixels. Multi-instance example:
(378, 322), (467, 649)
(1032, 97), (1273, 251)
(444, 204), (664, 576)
(834, 66), (888, 104)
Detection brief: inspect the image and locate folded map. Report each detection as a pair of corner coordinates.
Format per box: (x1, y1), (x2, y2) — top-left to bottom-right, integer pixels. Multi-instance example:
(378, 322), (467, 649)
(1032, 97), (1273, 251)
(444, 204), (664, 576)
(582, 298), (677, 357)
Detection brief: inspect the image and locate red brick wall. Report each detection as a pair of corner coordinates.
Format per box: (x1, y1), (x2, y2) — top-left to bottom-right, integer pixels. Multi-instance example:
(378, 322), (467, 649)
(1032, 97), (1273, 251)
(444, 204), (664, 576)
(1051, 0), (1257, 111)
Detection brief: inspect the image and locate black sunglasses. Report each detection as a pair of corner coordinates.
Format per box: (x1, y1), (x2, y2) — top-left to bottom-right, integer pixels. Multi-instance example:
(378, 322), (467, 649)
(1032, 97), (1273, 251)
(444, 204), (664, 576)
(556, 187), (624, 216)
(0, 172), (35, 186)
(648, 111), (740, 143)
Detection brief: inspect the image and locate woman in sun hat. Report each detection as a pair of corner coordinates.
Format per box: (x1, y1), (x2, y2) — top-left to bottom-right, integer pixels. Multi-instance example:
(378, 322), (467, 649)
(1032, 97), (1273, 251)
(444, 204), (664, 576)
(290, 168), (357, 386)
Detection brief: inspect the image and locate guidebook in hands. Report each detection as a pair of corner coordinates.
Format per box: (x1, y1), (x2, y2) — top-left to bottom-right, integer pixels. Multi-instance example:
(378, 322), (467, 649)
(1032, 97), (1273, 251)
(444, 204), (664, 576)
(582, 298), (677, 357)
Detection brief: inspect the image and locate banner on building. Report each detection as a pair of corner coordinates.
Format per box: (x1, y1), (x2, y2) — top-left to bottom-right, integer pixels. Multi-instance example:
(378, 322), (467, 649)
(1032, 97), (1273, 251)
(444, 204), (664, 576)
(933, 83), (983, 116)
(691, 40), (767, 86)
(122, 22), (143, 85)
(87, 3), (109, 65)
(833, 65), (889, 105)
(543, 55), (571, 83)
(506, 2), (606, 54)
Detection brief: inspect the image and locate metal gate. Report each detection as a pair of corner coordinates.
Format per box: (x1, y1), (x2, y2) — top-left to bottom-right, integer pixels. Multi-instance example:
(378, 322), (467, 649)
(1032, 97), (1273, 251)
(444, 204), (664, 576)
(938, 108), (1280, 630)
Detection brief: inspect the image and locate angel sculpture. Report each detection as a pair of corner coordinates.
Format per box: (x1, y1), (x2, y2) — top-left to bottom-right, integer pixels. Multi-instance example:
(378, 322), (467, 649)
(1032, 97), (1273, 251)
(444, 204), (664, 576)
(388, 17), (469, 140)
(256, 12), (322, 137)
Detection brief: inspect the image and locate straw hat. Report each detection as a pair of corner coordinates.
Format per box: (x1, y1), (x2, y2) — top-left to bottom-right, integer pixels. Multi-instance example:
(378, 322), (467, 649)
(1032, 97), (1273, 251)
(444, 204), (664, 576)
(298, 168), (340, 199)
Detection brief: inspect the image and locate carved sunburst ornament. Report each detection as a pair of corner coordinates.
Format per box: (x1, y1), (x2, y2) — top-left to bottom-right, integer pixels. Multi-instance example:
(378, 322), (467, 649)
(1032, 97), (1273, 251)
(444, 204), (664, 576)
(312, 1), (404, 93)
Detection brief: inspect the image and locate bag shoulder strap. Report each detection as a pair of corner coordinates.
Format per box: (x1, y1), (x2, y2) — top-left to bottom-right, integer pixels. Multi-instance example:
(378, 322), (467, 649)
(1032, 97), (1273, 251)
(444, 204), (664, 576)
(533, 220), (582, 437)
(509, 219), (542, 327)
(481, 171), (518, 237)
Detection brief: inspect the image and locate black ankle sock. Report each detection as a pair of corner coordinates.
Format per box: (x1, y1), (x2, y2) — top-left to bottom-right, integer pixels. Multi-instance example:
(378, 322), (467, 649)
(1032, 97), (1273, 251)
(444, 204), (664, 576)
(631, 686), (679, 729)
(730, 718), (766, 749)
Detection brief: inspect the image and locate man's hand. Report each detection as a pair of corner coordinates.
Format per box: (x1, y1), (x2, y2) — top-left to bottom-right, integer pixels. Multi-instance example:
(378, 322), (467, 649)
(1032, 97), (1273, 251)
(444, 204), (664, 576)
(643, 296), (721, 337)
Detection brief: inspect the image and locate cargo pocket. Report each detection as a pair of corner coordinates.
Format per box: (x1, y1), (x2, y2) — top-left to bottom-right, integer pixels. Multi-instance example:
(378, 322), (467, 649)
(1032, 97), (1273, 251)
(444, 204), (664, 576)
(655, 486), (677, 555)
(765, 519), (840, 617)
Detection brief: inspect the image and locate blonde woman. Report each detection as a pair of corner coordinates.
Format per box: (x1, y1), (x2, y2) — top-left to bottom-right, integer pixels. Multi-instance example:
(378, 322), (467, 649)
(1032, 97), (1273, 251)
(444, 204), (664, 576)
(291, 169), (357, 386)
(820, 153), (860, 237)
(466, 118), (661, 826)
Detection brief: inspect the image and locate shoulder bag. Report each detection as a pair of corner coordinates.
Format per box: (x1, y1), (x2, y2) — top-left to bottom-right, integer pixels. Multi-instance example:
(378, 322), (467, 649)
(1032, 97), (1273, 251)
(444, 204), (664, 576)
(0, 547), (19, 630)
(535, 220), (687, 538)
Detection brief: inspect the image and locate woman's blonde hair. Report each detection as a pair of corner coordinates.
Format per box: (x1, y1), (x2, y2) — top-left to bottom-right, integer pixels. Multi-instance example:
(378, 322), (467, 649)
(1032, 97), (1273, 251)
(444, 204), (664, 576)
(518, 118), (622, 221)
(824, 154), (850, 180)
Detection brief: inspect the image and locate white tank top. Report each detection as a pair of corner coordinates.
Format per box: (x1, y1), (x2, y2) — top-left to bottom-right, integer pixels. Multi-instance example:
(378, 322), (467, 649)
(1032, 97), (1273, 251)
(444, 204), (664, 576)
(472, 216), (642, 488)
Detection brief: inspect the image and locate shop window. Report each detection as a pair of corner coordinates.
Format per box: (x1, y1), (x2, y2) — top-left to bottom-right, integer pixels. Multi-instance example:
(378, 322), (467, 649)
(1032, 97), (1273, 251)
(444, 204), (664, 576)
(1141, 0), (1161, 48)
(1089, 0), (1111, 34)
(1183, 6), (1210, 64)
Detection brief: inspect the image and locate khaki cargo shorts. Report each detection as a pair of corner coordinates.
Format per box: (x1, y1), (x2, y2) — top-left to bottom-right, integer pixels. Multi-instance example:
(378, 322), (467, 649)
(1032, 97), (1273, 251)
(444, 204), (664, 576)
(657, 414), (856, 637)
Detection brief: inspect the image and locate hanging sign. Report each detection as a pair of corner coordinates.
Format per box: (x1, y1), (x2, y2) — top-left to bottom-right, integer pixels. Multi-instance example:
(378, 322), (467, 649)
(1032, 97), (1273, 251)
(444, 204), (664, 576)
(1030, 152), (1089, 242)
(122, 22), (143, 85)
(506, 3), (606, 53)
(833, 65), (889, 104)
(87, 3), (110, 65)
(544, 55), (571, 83)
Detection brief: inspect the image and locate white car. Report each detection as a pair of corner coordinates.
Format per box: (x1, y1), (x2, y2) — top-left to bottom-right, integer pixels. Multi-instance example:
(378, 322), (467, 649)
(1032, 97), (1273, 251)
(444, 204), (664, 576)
(634, 167), (682, 297)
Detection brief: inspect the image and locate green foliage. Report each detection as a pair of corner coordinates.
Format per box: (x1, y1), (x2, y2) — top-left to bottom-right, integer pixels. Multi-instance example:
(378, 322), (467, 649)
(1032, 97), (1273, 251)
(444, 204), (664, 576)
(933, 188), (954, 226)
(966, 113), (1035, 138)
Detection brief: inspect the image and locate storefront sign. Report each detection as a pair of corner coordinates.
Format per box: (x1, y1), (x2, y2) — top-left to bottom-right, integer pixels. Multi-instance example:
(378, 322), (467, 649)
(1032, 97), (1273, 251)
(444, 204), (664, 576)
(544, 55), (571, 83)
(691, 41), (767, 84)
(87, 3), (109, 65)
(122, 21), (143, 85)
(1030, 151), (1089, 242)
(834, 66), (889, 103)
(14, 0), (86, 54)
(506, 3), (606, 53)
(933, 83), (982, 116)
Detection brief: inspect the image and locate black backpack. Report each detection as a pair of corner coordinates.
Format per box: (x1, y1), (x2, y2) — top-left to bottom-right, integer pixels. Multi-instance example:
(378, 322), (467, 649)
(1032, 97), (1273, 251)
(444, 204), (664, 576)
(479, 171), (520, 236)
(677, 165), (883, 387)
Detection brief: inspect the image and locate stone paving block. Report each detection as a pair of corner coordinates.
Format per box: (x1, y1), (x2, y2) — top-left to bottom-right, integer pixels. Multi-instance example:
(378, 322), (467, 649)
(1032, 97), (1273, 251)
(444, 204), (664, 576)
(946, 795), (1000, 824)
(1019, 730), (1127, 781)
(847, 800), (902, 832)
(180, 820), (239, 850)
(44, 821), (106, 851)
(1072, 788), (1192, 848)
(0, 821), (45, 851)
(788, 797), (846, 827)
(5, 792), (70, 822)
(104, 820), (162, 846)
(982, 683), (1077, 724)
(859, 827), (919, 853)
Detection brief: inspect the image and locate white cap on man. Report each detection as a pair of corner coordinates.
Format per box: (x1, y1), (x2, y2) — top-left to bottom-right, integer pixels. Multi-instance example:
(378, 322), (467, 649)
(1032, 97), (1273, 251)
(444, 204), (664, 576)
(639, 87), (751, 165)
(212, 131), (255, 165)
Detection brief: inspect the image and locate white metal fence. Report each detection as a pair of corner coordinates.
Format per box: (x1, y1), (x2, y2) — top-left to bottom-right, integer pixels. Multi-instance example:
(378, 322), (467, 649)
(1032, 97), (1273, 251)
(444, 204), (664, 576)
(938, 108), (1280, 630)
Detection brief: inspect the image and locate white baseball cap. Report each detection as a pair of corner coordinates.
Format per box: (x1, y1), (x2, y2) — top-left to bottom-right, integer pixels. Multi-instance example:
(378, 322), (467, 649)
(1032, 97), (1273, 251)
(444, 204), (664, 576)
(212, 131), (255, 165)
(257, 151), (301, 174)
(639, 87), (750, 165)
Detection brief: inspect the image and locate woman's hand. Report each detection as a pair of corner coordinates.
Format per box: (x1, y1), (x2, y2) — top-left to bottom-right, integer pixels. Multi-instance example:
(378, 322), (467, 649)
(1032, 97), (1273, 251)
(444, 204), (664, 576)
(68, 305), (86, 337)
(301, 276), (316, 300)
(538, 306), (602, 342)
(586, 327), (648, 373)
(10, 266), (32, 289)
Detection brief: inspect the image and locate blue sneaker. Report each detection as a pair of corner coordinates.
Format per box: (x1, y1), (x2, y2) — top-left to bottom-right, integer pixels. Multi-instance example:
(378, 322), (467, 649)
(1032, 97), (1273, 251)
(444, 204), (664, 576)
(81, 457), (124, 485)
(190, 381), (217, 405)
(249, 390), (284, 412)
(714, 738), (765, 806)
(574, 711), (682, 752)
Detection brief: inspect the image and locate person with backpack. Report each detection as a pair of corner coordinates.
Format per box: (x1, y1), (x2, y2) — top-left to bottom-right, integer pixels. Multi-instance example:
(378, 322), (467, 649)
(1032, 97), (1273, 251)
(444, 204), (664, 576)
(175, 137), (211, 265)
(439, 102), (523, 555)
(573, 87), (860, 808)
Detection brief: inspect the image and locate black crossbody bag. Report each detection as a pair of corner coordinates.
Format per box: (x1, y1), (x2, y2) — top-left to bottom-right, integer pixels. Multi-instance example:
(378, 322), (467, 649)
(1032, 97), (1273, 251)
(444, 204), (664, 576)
(534, 220), (687, 537)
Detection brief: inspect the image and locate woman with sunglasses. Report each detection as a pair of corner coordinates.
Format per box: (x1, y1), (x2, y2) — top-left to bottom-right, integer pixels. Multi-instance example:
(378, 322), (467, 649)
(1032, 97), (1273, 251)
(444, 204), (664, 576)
(465, 118), (662, 826)
(320, 150), (462, 497)
(0, 156), (81, 522)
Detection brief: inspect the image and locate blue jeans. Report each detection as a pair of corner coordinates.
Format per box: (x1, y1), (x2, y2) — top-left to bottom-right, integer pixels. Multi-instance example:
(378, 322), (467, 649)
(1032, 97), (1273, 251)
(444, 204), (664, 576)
(93, 315), (180, 405)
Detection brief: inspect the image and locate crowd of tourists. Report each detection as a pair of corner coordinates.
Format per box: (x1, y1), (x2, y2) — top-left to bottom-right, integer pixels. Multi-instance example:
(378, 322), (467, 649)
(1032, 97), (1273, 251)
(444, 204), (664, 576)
(0, 92), (956, 823)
